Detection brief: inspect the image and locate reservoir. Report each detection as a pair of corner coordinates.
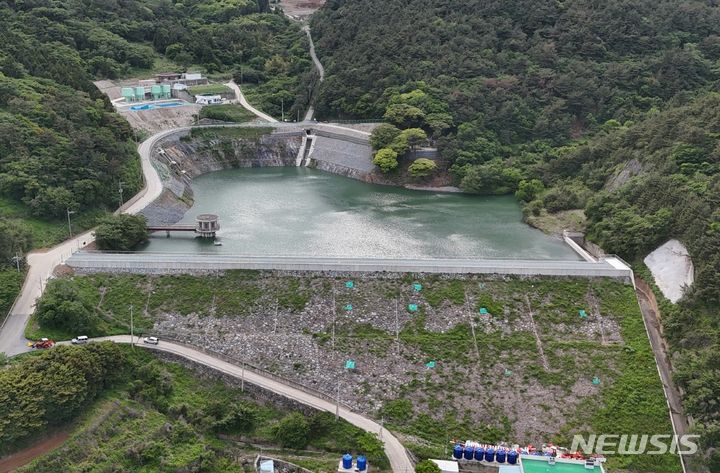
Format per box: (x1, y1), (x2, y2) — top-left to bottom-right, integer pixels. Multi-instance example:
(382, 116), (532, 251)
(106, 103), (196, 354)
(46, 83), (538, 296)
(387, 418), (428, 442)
(139, 167), (580, 260)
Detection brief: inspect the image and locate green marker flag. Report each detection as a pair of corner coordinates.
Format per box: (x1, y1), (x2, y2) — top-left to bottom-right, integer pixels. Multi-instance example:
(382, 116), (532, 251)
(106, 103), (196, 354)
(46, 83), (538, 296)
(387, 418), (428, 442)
(408, 304), (418, 312)
(345, 281), (354, 288)
(579, 309), (588, 318)
(345, 360), (356, 369)
(479, 307), (489, 315)
(426, 361), (436, 369)
(413, 283), (422, 292)
(344, 304), (353, 312)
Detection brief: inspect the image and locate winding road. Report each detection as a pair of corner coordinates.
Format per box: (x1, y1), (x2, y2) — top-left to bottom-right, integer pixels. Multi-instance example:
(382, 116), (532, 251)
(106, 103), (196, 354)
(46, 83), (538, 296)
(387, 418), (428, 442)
(303, 25), (325, 121)
(71, 336), (414, 472)
(0, 122), (415, 471)
(224, 80), (278, 123)
(0, 128), (169, 357)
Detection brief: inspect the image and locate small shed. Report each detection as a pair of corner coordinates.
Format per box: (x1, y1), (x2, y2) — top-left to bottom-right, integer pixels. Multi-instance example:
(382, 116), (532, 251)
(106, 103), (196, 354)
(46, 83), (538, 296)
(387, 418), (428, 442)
(430, 459), (459, 473)
(259, 459), (274, 473)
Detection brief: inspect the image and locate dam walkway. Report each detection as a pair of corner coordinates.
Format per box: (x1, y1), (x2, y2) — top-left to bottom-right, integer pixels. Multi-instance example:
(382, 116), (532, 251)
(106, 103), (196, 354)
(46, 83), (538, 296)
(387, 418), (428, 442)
(66, 251), (633, 279)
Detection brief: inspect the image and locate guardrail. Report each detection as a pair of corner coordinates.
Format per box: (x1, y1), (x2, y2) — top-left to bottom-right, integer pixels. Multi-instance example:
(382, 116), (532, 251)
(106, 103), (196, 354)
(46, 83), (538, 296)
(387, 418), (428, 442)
(144, 331), (355, 412)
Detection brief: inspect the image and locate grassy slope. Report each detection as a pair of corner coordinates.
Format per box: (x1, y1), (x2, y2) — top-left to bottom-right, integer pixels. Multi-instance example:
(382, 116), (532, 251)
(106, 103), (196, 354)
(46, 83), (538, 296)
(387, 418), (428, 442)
(34, 272), (680, 472)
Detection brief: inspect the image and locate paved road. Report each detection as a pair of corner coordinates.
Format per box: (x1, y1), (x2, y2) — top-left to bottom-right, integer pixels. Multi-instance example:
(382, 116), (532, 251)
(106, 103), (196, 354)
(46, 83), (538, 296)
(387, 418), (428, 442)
(0, 128), (170, 356)
(66, 251), (633, 278)
(303, 25), (325, 121)
(83, 336), (414, 472)
(225, 80), (278, 123)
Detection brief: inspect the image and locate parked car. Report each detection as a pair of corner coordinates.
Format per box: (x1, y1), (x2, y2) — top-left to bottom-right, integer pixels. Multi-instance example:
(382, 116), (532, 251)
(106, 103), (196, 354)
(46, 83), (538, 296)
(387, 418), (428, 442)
(143, 336), (159, 345)
(71, 335), (88, 344)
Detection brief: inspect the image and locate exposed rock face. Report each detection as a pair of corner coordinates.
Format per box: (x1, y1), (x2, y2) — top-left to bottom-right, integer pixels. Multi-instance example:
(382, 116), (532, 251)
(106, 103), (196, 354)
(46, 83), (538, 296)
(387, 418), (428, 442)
(605, 158), (645, 191)
(644, 239), (694, 303)
(139, 131), (303, 225)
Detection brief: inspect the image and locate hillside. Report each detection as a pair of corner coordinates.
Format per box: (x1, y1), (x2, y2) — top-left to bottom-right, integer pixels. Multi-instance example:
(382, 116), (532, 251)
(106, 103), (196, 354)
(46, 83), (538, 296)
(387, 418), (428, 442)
(309, 2), (720, 469)
(0, 0), (310, 250)
(0, 344), (387, 472)
(29, 271), (680, 472)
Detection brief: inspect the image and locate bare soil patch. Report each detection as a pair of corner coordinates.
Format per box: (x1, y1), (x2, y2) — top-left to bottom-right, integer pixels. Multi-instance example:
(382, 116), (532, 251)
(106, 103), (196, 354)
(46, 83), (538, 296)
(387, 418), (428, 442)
(0, 432), (70, 473)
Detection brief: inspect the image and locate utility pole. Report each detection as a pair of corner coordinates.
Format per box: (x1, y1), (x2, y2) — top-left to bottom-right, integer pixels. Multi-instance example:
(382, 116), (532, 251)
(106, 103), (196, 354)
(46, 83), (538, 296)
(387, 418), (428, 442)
(118, 181), (125, 208)
(129, 304), (134, 348)
(241, 362), (245, 392)
(281, 98), (285, 122)
(335, 380), (340, 420)
(66, 208), (75, 239)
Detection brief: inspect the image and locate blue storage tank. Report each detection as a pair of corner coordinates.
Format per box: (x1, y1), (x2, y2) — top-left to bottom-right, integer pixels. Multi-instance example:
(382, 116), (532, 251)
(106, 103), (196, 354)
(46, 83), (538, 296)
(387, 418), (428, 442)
(463, 446), (474, 460)
(474, 447), (485, 461)
(342, 454), (352, 469)
(507, 450), (519, 465)
(453, 444), (463, 459)
(496, 448), (506, 463)
(484, 447), (495, 462)
(357, 455), (367, 471)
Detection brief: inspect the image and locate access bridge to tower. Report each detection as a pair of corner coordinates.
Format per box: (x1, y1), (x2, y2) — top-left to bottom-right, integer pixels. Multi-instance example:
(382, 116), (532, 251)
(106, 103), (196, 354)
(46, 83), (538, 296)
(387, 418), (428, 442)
(147, 214), (220, 238)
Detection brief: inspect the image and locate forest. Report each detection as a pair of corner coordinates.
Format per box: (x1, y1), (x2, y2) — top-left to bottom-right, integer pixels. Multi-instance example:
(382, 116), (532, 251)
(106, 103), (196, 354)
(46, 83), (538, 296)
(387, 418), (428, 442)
(0, 0), (310, 260)
(310, 0), (720, 469)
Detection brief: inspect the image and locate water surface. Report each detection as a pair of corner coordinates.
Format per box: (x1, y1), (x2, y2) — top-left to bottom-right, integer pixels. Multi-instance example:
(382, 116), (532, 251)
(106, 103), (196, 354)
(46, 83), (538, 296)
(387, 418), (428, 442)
(139, 168), (579, 260)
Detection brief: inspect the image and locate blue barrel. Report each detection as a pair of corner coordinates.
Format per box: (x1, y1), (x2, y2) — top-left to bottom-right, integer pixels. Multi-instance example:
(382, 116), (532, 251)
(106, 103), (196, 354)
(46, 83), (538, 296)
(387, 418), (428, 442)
(484, 447), (495, 462)
(507, 450), (519, 465)
(496, 448), (506, 463)
(453, 444), (463, 459)
(463, 446), (474, 460)
(474, 447), (485, 461)
(357, 455), (367, 471)
(342, 454), (352, 469)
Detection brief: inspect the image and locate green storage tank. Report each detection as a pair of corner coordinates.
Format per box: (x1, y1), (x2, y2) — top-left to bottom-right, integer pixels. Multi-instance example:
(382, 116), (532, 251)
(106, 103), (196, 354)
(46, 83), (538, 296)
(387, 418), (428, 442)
(134, 86), (145, 101)
(161, 84), (172, 99)
(121, 87), (135, 102)
(151, 85), (162, 99)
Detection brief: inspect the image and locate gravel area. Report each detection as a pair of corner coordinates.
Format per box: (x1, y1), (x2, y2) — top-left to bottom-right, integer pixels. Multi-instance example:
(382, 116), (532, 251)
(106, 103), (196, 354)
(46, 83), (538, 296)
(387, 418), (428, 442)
(141, 272), (624, 443)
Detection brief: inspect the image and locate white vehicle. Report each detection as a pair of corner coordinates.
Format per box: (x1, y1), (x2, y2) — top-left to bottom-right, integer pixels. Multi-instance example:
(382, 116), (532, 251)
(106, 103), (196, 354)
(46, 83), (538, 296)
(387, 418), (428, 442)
(143, 336), (159, 345)
(71, 335), (88, 344)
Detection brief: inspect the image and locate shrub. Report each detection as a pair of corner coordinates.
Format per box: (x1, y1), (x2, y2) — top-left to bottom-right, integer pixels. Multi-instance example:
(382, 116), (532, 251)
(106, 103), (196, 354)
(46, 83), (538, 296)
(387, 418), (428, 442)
(273, 412), (310, 449)
(373, 148), (399, 172)
(94, 214), (148, 251)
(409, 158), (437, 178)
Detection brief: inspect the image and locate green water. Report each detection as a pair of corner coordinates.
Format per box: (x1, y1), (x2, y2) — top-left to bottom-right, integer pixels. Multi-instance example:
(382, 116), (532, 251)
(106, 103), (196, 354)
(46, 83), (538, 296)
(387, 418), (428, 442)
(139, 167), (580, 260)
(520, 457), (603, 472)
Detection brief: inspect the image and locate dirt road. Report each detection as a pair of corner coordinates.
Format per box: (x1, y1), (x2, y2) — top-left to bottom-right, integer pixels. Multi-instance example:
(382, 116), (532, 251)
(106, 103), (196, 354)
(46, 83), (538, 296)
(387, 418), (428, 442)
(0, 432), (69, 472)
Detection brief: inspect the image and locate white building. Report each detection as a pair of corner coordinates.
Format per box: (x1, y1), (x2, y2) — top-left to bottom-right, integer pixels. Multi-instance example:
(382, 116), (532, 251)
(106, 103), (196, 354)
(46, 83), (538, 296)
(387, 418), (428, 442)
(195, 94), (223, 105)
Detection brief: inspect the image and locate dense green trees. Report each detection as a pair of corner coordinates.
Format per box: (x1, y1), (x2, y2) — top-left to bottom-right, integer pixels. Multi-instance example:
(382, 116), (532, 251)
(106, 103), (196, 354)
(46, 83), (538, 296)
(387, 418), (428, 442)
(0, 0), (310, 232)
(94, 214), (149, 251)
(0, 219), (32, 267)
(35, 279), (97, 334)
(0, 343), (125, 452)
